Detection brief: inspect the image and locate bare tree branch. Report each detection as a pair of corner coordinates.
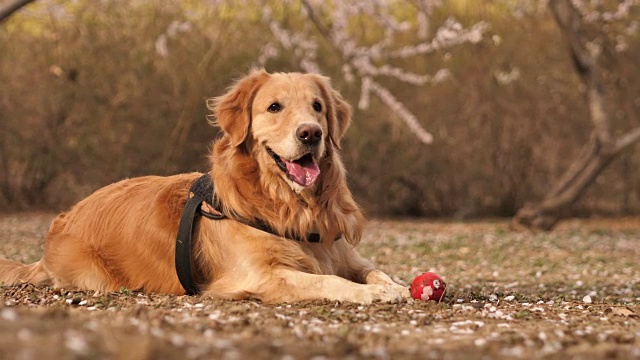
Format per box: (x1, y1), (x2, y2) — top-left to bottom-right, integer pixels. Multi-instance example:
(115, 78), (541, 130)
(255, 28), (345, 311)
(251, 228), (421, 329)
(300, 0), (331, 41)
(614, 126), (640, 152)
(549, 0), (611, 145)
(0, 0), (35, 24)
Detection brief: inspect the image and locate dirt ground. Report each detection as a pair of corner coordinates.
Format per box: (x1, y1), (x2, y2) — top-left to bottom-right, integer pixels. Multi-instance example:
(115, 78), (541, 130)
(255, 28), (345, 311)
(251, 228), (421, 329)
(1, 213), (639, 359)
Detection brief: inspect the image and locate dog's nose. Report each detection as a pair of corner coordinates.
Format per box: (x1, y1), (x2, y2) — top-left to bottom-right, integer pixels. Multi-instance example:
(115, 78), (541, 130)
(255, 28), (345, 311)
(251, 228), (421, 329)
(296, 123), (323, 145)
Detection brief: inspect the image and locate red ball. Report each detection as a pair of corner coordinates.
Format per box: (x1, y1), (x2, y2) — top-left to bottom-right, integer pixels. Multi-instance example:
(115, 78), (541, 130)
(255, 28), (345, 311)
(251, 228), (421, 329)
(410, 272), (446, 302)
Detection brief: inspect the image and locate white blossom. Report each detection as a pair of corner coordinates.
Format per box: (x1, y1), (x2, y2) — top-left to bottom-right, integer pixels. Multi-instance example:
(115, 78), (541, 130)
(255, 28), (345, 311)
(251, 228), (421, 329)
(571, 0), (639, 23)
(260, 0), (489, 144)
(154, 20), (192, 58)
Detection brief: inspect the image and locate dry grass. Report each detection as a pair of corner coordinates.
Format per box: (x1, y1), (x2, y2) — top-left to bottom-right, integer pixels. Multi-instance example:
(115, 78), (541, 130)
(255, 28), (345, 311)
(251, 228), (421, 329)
(1, 213), (639, 359)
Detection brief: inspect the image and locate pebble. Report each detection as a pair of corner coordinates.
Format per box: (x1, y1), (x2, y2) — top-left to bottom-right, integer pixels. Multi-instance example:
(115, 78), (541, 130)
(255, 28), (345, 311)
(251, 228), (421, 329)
(0, 308), (18, 321)
(474, 338), (487, 347)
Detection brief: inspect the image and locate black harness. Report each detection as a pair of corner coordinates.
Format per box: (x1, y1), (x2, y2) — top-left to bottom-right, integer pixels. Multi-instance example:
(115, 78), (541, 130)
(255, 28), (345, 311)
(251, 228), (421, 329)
(174, 173), (332, 295)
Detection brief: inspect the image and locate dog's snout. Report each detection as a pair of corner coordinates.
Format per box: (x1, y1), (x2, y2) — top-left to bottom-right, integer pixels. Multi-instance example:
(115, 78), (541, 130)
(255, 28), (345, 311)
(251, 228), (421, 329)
(296, 123), (323, 145)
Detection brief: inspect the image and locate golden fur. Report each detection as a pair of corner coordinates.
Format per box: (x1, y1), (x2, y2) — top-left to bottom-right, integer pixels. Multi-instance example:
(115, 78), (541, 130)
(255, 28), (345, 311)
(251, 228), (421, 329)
(0, 70), (409, 303)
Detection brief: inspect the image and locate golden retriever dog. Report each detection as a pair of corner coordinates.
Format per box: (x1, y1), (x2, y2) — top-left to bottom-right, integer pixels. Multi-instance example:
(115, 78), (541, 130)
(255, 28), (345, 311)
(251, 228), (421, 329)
(0, 70), (409, 303)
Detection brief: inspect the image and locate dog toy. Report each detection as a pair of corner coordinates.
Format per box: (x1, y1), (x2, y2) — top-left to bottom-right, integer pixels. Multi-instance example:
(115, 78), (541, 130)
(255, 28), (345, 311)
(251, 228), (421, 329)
(410, 272), (446, 302)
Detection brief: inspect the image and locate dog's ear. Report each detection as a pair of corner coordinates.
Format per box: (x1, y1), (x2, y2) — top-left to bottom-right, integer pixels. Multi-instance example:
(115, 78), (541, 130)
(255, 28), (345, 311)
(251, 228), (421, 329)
(313, 75), (353, 149)
(209, 69), (270, 147)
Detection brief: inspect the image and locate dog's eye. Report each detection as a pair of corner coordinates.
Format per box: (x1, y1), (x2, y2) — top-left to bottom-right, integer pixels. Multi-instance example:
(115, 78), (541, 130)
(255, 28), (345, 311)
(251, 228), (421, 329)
(267, 102), (282, 113)
(312, 101), (322, 113)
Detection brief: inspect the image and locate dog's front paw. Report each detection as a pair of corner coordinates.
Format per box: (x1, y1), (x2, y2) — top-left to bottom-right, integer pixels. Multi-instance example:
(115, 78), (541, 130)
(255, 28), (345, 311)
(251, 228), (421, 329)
(391, 283), (411, 299)
(363, 270), (410, 302)
(355, 284), (409, 304)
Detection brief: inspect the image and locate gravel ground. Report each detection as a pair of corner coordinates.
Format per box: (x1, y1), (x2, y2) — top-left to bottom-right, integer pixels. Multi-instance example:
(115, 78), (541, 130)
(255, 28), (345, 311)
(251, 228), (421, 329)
(1, 213), (639, 359)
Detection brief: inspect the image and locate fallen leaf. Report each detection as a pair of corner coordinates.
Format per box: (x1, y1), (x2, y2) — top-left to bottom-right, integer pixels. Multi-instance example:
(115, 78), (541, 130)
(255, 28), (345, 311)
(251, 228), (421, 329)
(609, 307), (637, 318)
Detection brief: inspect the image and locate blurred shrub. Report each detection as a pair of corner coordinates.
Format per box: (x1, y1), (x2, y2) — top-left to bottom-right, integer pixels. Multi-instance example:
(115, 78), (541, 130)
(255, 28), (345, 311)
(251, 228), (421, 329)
(0, 0), (638, 217)
(0, 0), (266, 209)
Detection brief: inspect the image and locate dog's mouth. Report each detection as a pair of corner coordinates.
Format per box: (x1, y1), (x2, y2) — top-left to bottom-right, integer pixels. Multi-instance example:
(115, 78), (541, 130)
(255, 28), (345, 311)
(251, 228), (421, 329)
(267, 147), (320, 187)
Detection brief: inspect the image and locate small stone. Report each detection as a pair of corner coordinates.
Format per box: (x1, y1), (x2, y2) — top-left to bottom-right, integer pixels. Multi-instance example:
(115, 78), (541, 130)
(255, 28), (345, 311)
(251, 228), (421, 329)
(474, 338), (487, 347)
(1, 308), (18, 322)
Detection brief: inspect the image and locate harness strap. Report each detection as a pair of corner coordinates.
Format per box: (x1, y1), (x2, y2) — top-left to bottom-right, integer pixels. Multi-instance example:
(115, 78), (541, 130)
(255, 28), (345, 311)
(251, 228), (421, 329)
(175, 194), (203, 296)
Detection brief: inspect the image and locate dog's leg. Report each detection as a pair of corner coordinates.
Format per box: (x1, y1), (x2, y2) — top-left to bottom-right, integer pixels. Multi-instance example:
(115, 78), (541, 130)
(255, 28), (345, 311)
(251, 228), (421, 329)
(42, 233), (118, 291)
(0, 259), (52, 286)
(256, 268), (408, 304)
(335, 243), (411, 299)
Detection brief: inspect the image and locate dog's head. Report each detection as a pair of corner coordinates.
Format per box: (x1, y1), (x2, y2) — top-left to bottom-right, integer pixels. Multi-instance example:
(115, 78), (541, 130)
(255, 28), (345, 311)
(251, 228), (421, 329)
(211, 70), (352, 193)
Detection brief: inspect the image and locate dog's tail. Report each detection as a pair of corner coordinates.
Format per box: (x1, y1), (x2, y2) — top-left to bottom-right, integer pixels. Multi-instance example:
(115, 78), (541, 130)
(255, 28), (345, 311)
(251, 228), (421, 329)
(0, 259), (51, 286)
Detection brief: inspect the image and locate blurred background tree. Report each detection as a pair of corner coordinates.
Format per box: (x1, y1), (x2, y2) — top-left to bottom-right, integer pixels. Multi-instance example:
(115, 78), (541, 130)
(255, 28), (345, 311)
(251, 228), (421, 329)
(513, 0), (640, 230)
(0, 0), (638, 228)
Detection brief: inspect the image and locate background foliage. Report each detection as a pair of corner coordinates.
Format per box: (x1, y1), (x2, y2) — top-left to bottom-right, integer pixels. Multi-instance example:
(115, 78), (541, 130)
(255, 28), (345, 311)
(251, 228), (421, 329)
(1, 0), (639, 217)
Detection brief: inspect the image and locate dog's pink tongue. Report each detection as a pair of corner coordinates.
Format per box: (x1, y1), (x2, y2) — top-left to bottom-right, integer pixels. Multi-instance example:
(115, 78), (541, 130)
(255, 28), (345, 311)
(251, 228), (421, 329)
(284, 158), (320, 187)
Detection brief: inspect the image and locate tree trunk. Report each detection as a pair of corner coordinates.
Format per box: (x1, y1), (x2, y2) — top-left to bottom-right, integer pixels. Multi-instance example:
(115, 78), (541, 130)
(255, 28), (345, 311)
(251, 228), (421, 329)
(513, 0), (640, 231)
(515, 138), (619, 230)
